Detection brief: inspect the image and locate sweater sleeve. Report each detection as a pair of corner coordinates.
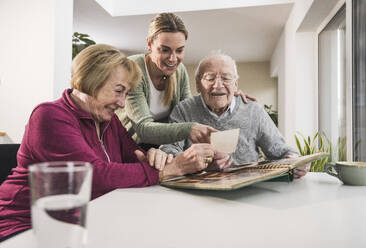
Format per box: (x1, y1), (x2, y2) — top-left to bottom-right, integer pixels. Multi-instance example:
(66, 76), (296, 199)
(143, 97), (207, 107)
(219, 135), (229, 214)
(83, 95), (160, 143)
(254, 104), (297, 159)
(27, 105), (159, 198)
(124, 70), (194, 145)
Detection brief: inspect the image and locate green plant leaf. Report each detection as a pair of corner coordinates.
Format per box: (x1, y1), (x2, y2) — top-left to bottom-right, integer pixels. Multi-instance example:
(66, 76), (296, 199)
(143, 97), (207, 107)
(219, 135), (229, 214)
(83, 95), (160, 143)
(294, 131), (331, 171)
(72, 46), (79, 59)
(312, 131), (319, 145)
(304, 138), (311, 154)
(72, 32), (96, 58)
(319, 135), (324, 151)
(79, 37), (96, 45)
(295, 135), (304, 155)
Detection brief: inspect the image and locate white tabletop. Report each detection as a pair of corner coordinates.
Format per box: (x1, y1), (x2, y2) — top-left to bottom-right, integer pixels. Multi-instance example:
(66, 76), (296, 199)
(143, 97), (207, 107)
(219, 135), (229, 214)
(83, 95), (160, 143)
(2, 173), (366, 248)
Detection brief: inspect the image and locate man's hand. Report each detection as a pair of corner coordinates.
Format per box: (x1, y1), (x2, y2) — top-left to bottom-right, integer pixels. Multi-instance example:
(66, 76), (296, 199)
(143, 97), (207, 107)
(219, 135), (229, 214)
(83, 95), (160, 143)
(285, 153), (310, 179)
(206, 152), (232, 171)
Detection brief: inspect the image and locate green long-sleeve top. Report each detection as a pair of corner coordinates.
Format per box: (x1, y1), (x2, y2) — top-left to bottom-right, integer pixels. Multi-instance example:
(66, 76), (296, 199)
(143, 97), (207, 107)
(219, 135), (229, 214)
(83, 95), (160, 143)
(116, 54), (195, 145)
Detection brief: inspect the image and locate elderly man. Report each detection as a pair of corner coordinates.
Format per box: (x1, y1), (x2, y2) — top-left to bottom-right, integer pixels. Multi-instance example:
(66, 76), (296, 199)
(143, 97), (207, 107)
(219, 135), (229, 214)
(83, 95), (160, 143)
(160, 52), (307, 178)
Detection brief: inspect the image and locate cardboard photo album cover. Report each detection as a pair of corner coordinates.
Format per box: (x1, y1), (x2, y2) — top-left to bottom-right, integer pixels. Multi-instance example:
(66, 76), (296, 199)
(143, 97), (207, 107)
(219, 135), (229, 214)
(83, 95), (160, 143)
(160, 153), (329, 191)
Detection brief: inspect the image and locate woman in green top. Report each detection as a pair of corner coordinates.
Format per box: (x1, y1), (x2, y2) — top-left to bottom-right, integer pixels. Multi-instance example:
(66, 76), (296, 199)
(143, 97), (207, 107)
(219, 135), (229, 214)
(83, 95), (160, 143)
(117, 13), (254, 149)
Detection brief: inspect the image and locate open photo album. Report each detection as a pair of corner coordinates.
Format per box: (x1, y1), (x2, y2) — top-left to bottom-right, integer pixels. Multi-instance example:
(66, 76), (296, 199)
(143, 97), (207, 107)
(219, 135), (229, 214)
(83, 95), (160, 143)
(160, 153), (329, 191)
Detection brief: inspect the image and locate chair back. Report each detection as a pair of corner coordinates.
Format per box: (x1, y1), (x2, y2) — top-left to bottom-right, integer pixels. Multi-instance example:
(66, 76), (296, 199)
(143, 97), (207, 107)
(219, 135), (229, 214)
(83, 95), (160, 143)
(0, 144), (20, 184)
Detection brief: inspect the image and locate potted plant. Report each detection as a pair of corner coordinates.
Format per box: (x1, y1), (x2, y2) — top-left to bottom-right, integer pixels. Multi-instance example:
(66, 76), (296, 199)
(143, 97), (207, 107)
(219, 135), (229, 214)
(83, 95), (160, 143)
(72, 32), (96, 59)
(294, 132), (331, 172)
(264, 104), (278, 126)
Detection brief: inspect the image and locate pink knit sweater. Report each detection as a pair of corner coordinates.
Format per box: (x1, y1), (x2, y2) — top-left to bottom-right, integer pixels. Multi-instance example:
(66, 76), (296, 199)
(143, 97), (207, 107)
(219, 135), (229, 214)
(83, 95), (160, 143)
(0, 89), (159, 239)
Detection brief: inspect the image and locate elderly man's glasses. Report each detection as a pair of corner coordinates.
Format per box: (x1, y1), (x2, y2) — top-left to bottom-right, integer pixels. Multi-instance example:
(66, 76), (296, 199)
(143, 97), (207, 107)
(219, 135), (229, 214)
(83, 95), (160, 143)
(202, 73), (236, 85)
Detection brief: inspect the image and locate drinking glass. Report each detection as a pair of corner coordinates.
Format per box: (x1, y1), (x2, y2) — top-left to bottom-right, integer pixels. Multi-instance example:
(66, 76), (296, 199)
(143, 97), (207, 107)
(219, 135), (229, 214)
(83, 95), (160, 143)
(29, 161), (92, 248)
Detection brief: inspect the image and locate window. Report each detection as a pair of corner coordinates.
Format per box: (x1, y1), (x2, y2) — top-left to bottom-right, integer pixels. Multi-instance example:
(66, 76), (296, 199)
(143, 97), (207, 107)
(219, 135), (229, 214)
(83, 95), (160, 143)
(318, 5), (347, 161)
(352, 0), (366, 161)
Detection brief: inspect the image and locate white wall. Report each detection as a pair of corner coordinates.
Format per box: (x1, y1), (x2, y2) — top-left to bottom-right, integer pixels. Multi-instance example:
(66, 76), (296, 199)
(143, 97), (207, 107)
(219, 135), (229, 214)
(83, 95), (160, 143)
(185, 62), (278, 109)
(270, 0), (315, 147)
(54, 0), (74, 99)
(295, 32), (317, 137)
(0, 0), (73, 142)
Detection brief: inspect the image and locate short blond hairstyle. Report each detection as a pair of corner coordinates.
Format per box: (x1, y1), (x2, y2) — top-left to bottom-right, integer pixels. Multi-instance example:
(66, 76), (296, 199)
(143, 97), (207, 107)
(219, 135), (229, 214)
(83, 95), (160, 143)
(71, 44), (141, 97)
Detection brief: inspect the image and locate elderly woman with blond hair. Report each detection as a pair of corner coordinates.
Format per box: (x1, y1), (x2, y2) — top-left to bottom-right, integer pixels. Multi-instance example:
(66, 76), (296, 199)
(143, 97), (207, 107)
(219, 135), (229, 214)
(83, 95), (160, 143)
(0, 44), (215, 241)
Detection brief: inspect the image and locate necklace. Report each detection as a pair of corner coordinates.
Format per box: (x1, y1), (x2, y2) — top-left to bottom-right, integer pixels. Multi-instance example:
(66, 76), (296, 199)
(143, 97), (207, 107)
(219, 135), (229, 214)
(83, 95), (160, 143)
(146, 55), (168, 82)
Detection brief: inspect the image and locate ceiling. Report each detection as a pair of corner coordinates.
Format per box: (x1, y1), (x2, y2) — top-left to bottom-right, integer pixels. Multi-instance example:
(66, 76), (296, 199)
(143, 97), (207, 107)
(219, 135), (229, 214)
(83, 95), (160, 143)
(73, 0), (293, 64)
(298, 0), (342, 31)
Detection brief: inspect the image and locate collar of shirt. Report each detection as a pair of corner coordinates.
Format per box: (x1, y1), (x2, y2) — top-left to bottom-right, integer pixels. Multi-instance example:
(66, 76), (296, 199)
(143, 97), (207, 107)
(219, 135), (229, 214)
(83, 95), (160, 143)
(199, 95), (236, 120)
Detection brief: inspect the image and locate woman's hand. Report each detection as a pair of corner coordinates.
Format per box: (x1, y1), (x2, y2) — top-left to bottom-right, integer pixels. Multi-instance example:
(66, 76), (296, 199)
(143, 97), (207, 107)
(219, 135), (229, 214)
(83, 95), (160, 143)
(234, 90), (257, 104)
(206, 152), (232, 171)
(190, 124), (217, 143)
(160, 144), (216, 180)
(285, 153), (309, 179)
(135, 148), (173, 171)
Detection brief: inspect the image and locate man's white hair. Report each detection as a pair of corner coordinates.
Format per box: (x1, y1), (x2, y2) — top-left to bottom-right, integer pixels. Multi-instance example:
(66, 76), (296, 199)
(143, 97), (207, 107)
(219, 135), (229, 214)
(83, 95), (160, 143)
(194, 50), (239, 85)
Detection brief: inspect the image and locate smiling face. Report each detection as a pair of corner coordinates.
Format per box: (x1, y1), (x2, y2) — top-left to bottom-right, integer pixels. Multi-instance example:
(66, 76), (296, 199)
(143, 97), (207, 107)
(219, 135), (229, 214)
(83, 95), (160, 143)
(89, 65), (131, 122)
(197, 56), (238, 116)
(147, 32), (186, 77)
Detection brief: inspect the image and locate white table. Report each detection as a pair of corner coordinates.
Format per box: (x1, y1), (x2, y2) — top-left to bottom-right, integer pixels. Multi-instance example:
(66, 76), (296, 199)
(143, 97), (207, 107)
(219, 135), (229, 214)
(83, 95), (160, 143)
(2, 173), (366, 248)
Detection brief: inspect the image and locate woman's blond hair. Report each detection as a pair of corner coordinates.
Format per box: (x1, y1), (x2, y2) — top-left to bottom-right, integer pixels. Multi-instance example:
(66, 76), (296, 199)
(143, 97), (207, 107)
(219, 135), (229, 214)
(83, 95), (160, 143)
(147, 13), (188, 107)
(71, 44), (141, 97)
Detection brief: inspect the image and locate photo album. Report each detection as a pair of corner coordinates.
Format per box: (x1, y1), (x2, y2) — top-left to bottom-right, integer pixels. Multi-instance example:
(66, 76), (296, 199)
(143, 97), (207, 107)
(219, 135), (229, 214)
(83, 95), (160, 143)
(161, 153), (329, 190)
(161, 129), (329, 190)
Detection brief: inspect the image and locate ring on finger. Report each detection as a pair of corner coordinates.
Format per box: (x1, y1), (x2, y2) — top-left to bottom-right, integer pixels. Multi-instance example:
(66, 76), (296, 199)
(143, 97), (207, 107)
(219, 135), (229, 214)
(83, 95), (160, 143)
(205, 157), (213, 164)
(207, 157), (213, 163)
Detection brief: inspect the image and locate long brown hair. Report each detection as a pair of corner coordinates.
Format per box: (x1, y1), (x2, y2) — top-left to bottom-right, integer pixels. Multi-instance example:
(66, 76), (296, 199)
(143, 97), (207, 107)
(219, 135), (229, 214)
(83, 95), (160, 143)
(147, 13), (188, 107)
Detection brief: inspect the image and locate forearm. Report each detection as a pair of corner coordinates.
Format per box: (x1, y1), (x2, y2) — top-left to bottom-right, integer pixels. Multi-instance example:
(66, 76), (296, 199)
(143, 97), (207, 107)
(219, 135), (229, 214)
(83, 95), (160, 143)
(264, 144), (298, 159)
(256, 105), (297, 159)
(32, 133), (159, 197)
(135, 121), (194, 144)
(29, 106), (159, 199)
(91, 159), (159, 197)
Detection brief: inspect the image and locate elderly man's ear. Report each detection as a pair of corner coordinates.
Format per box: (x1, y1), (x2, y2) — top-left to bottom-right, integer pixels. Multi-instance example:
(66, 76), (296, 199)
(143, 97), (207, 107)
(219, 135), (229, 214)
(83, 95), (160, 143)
(234, 80), (238, 89)
(232, 80), (238, 92)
